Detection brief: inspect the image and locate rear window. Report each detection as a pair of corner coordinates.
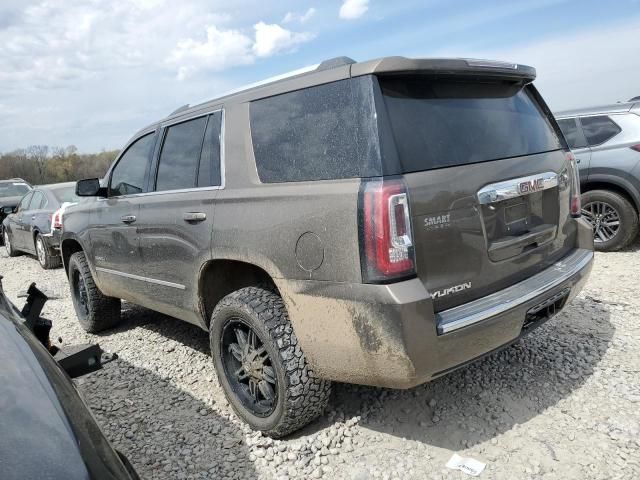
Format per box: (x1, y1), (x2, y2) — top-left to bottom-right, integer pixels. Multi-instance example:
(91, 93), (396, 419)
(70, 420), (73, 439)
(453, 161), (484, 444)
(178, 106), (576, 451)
(51, 187), (80, 203)
(580, 115), (621, 146)
(379, 77), (563, 172)
(250, 77), (380, 183)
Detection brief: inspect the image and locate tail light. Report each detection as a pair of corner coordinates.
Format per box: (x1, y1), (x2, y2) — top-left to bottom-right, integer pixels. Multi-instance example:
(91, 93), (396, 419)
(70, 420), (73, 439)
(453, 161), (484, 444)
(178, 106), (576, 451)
(51, 208), (63, 230)
(566, 152), (581, 217)
(630, 144), (640, 153)
(359, 177), (416, 283)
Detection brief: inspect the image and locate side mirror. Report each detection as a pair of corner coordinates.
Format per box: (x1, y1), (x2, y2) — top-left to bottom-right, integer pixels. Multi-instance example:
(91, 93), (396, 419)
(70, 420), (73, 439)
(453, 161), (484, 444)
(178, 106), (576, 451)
(76, 178), (105, 197)
(2, 206), (14, 214)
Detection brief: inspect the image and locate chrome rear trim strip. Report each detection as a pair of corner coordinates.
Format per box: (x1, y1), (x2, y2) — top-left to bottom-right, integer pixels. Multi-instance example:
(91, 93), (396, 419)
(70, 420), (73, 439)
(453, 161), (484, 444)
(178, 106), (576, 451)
(96, 267), (186, 290)
(436, 248), (593, 334)
(477, 171), (558, 205)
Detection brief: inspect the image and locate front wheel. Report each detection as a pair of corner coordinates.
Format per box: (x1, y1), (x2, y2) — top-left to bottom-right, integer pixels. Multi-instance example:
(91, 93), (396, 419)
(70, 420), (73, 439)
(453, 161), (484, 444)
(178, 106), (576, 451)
(4, 229), (19, 257)
(68, 251), (122, 333)
(210, 287), (331, 438)
(581, 190), (639, 251)
(35, 234), (62, 269)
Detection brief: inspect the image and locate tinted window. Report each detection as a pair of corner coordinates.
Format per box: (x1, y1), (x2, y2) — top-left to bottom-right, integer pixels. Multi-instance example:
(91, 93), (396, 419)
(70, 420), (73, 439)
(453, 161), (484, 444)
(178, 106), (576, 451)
(557, 118), (587, 149)
(110, 133), (155, 196)
(156, 116), (208, 191)
(17, 192), (33, 212)
(29, 191), (45, 209)
(580, 115), (621, 146)
(379, 77), (563, 172)
(198, 113), (222, 187)
(250, 78), (380, 183)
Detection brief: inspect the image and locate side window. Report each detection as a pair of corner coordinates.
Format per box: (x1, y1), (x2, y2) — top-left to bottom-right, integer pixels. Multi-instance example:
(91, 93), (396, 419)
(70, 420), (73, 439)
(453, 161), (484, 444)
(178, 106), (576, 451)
(250, 79), (368, 183)
(29, 191), (45, 210)
(198, 112), (222, 187)
(17, 192), (33, 213)
(110, 133), (155, 197)
(156, 116), (208, 191)
(580, 115), (621, 146)
(557, 118), (587, 149)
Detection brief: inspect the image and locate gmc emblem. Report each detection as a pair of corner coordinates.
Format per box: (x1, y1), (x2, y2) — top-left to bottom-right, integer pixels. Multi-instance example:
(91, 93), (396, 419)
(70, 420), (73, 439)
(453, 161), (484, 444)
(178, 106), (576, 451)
(518, 178), (545, 194)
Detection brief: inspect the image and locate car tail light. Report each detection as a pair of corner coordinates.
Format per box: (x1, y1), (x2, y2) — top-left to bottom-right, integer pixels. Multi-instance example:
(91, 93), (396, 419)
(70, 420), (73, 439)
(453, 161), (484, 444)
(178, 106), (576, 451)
(630, 144), (640, 153)
(51, 208), (63, 229)
(359, 177), (416, 283)
(566, 151), (581, 217)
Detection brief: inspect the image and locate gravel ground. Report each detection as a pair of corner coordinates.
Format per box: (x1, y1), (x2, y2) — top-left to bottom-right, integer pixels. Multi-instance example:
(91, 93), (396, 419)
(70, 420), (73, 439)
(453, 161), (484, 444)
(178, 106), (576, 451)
(1, 241), (639, 480)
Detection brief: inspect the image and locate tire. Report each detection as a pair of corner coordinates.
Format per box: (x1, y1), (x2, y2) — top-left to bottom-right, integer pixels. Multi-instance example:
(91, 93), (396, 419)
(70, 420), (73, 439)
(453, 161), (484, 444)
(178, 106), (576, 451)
(3, 229), (19, 257)
(210, 286), (331, 438)
(581, 190), (639, 252)
(35, 233), (62, 269)
(68, 251), (122, 333)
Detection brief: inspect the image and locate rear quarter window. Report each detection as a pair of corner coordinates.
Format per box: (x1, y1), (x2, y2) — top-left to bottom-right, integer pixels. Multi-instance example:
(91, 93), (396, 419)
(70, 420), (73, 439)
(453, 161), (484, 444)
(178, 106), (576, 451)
(579, 115), (621, 146)
(250, 78), (380, 183)
(557, 118), (588, 149)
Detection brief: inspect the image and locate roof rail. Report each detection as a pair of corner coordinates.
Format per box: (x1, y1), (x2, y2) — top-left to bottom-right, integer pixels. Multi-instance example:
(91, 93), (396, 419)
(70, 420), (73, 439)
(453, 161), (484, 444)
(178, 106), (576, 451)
(169, 104), (190, 116)
(317, 56), (356, 71)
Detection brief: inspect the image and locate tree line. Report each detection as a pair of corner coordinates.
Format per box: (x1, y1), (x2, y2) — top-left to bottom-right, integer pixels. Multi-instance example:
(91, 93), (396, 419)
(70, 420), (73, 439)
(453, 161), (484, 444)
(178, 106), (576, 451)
(0, 145), (119, 185)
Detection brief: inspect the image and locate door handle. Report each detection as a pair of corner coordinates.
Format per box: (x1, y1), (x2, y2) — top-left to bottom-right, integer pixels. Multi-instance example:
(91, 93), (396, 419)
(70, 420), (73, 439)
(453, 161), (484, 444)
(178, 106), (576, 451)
(120, 215), (137, 224)
(183, 212), (207, 223)
(576, 158), (581, 163)
(31, 216), (36, 220)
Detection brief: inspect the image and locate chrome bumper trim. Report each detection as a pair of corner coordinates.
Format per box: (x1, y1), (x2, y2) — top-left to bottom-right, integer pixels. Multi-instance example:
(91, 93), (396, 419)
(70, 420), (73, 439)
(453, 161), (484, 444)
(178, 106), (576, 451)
(436, 248), (593, 334)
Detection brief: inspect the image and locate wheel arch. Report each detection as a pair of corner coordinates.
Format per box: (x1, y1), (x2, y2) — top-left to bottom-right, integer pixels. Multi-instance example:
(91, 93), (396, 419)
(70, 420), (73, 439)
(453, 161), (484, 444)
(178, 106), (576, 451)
(61, 236), (85, 275)
(582, 177), (640, 214)
(198, 259), (280, 329)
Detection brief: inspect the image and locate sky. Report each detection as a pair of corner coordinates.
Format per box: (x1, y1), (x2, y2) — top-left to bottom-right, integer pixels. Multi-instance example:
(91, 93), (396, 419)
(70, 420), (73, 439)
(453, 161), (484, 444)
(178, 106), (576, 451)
(0, 0), (639, 153)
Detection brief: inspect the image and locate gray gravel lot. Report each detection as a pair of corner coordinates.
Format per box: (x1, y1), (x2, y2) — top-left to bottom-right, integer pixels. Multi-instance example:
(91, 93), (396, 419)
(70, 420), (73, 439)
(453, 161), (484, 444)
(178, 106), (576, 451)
(1, 242), (639, 480)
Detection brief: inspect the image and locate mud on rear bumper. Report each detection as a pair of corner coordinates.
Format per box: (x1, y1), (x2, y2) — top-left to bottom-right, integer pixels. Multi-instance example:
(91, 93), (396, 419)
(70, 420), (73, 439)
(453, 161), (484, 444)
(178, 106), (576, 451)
(279, 247), (593, 389)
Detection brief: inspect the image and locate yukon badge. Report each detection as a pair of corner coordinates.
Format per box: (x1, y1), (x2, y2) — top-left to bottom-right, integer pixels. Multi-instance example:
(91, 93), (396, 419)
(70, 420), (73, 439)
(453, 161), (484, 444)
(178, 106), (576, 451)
(432, 282), (472, 299)
(518, 177), (545, 194)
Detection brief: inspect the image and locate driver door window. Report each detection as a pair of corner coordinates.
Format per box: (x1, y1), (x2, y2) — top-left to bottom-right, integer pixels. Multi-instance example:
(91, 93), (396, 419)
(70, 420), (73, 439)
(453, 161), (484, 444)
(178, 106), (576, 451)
(109, 133), (155, 196)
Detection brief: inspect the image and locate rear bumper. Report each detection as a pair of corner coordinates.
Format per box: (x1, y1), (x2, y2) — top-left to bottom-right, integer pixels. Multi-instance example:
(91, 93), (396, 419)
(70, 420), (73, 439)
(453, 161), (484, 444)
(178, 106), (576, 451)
(280, 246), (593, 389)
(41, 229), (62, 253)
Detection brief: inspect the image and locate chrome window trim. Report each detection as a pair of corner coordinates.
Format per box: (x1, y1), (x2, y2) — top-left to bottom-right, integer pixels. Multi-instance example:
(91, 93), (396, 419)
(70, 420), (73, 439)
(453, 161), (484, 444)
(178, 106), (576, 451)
(95, 267), (186, 290)
(477, 171), (558, 205)
(436, 248), (593, 334)
(106, 108), (225, 200)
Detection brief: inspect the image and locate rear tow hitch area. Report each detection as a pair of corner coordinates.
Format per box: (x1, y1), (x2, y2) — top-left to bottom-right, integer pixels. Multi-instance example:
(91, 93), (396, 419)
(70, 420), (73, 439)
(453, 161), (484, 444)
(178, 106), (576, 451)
(523, 288), (571, 332)
(19, 282), (117, 378)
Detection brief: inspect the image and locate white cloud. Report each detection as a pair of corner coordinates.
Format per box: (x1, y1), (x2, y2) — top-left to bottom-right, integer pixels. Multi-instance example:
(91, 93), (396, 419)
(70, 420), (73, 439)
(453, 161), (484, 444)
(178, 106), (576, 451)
(283, 7), (316, 24)
(252, 22), (315, 58)
(167, 26), (254, 80)
(339, 0), (369, 20)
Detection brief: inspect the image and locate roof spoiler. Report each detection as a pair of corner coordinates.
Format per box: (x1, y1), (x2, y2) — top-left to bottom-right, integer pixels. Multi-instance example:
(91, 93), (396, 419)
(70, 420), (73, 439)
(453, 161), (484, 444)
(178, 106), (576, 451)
(351, 57), (536, 82)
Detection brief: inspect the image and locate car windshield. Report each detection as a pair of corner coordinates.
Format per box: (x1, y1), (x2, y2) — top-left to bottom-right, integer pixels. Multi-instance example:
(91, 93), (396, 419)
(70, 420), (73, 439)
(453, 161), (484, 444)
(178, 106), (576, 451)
(0, 182), (31, 198)
(51, 186), (80, 203)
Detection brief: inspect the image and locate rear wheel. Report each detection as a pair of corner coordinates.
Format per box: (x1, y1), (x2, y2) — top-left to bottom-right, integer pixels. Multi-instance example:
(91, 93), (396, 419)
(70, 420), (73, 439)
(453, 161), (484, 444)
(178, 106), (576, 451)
(35, 233), (61, 269)
(4, 230), (19, 257)
(581, 190), (639, 251)
(68, 251), (122, 332)
(210, 286), (331, 437)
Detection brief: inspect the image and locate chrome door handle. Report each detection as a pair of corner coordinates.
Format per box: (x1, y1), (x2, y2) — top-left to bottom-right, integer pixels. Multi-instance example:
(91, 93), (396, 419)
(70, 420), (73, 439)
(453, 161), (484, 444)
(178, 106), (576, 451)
(120, 215), (136, 224)
(183, 212), (206, 223)
(31, 216), (36, 220)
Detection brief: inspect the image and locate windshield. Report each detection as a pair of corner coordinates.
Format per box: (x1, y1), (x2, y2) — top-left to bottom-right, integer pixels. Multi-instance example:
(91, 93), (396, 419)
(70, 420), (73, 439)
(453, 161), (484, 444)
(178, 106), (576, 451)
(378, 76), (563, 173)
(0, 182), (31, 198)
(51, 186), (80, 204)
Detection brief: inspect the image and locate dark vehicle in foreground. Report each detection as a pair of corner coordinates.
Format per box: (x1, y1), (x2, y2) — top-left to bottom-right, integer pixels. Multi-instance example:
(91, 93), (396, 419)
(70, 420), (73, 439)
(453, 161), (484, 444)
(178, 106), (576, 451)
(0, 178), (32, 243)
(62, 56), (594, 437)
(3, 181), (80, 268)
(0, 279), (138, 480)
(556, 102), (640, 251)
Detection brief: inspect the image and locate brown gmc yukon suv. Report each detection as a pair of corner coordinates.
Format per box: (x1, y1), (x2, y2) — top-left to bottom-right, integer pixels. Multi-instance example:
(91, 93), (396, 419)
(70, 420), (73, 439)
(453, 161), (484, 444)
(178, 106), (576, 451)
(61, 56), (594, 436)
